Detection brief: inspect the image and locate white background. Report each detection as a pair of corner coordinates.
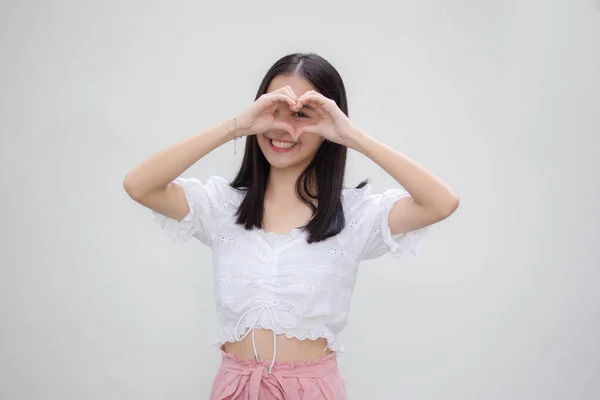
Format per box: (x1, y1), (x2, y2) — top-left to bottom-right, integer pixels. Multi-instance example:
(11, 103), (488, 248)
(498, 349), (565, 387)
(1, 0), (599, 399)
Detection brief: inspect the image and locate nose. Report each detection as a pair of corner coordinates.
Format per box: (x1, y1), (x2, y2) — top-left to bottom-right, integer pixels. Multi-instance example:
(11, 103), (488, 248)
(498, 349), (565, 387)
(275, 108), (304, 132)
(272, 108), (298, 139)
(275, 106), (294, 123)
(272, 129), (294, 142)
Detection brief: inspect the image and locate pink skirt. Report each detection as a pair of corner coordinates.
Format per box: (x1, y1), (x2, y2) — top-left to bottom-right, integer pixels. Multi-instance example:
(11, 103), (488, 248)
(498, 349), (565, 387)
(209, 349), (348, 400)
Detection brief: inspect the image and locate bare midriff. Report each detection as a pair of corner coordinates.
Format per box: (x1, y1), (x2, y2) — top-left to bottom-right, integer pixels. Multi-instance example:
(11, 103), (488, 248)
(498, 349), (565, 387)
(223, 328), (334, 362)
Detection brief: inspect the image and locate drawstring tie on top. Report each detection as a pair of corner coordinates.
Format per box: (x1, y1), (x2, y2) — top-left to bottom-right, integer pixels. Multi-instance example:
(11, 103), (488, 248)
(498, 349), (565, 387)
(233, 299), (301, 375)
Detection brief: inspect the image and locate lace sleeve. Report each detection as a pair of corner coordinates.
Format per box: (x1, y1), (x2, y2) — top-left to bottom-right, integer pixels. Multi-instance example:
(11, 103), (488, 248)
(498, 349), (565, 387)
(344, 185), (428, 260)
(153, 176), (234, 246)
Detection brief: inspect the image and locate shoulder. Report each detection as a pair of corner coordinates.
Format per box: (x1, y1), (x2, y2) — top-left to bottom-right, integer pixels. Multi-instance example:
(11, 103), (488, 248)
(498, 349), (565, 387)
(341, 183), (410, 216)
(341, 183), (373, 213)
(176, 175), (244, 208)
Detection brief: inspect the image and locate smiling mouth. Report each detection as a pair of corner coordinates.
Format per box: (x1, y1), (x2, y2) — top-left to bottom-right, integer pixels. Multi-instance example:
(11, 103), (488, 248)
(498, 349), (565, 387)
(269, 138), (296, 150)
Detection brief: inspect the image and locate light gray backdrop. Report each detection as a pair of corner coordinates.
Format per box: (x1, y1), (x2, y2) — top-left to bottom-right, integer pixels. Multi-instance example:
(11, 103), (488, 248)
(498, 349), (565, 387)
(1, 0), (599, 399)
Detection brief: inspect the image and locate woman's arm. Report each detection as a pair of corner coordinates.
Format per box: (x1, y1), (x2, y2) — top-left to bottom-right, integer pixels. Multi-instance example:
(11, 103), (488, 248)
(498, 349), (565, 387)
(123, 119), (235, 221)
(295, 90), (459, 235)
(123, 86), (298, 221)
(350, 128), (460, 235)
(294, 90), (460, 236)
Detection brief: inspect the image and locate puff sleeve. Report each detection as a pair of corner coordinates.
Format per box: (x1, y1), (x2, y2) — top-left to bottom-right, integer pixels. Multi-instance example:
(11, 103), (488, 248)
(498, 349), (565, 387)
(344, 184), (428, 260)
(153, 176), (237, 246)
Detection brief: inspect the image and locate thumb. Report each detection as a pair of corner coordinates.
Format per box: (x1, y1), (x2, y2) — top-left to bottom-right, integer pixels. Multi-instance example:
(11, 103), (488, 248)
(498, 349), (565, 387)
(292, 127), (305, 142)
(272, 121), (297, 139)
(295, 125), (316, 139)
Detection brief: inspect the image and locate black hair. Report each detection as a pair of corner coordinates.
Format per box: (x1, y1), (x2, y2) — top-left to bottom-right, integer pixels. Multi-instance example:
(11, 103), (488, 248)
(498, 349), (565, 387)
(231, 52), (365, 243)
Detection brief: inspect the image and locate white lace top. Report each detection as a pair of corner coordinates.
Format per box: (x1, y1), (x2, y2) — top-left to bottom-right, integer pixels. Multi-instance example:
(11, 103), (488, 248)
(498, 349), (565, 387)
(154, 176), (427, 354)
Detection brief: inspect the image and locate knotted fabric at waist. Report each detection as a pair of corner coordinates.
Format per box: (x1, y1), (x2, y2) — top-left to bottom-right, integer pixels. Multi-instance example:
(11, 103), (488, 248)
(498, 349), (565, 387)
(216, 349), (339, 400)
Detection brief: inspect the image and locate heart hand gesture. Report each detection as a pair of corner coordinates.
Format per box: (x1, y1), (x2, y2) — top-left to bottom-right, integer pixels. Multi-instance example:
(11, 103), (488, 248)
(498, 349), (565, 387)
(233, 86), (298, 138)
(292, 90), (358, 148)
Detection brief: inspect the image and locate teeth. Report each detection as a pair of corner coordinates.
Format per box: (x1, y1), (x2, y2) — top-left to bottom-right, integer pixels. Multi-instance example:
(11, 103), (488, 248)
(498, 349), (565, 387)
(271, 139), (295, 149)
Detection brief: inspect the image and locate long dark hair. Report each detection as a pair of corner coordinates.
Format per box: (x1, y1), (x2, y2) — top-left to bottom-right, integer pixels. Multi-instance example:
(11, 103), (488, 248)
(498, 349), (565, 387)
(231, 53), (360, 243)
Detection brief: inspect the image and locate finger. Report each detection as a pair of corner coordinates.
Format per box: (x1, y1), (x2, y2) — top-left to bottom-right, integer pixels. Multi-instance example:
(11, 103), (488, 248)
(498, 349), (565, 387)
(291, 127), (303, 141)
(281, 85), (298, 102)
(297, 90), (323, 102)
(261, 93), (297, 109)
(295, 125), (316, 139)
(297, 93), (331, 107)
(270, 86), (298, 104)
(296, 94), (333, 114)
(278, 86), (300, 113)
(271, 120), (297, 139)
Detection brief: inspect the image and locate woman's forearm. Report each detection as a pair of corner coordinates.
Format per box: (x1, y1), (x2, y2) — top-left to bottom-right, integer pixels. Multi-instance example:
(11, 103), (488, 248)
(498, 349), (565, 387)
(123, 118), (235, 200)
(350, 127), (459, 217)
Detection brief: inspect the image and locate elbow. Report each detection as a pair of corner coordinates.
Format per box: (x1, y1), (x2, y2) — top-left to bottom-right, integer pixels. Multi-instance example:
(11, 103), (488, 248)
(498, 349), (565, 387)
(427, 193), (459, 221)
(123, 173), (144, 201)
(450, 194), (460, 213)
(440, 194), (460, 219)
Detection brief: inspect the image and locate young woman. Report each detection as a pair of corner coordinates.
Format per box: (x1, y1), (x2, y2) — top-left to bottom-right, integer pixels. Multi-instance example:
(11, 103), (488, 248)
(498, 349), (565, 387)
(124, 53), (459, 399)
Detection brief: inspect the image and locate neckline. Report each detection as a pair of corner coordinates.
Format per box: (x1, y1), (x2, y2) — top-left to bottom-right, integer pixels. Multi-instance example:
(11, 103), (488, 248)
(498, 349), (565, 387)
(260, 227), (302, 239)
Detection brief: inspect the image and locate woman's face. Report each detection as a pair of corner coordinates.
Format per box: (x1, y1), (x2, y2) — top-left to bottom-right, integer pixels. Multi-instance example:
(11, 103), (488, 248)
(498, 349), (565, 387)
(257, 74), (325, 171)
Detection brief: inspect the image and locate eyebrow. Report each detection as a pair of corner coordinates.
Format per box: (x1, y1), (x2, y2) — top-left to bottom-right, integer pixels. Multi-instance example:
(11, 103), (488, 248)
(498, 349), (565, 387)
(300, 104), (317, 112)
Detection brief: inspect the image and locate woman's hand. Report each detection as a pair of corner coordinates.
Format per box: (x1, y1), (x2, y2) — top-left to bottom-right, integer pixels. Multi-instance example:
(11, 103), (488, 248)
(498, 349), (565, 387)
(232, 86), (298, 139)
(293, 90), (364, 149)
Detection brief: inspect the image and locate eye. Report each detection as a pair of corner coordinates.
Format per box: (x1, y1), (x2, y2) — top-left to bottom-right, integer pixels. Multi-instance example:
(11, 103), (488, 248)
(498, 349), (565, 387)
(294, 111), (309, 118)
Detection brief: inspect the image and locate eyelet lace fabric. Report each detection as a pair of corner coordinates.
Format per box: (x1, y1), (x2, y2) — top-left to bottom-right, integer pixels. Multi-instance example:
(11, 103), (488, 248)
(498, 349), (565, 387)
(154, 176), (427, 354)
